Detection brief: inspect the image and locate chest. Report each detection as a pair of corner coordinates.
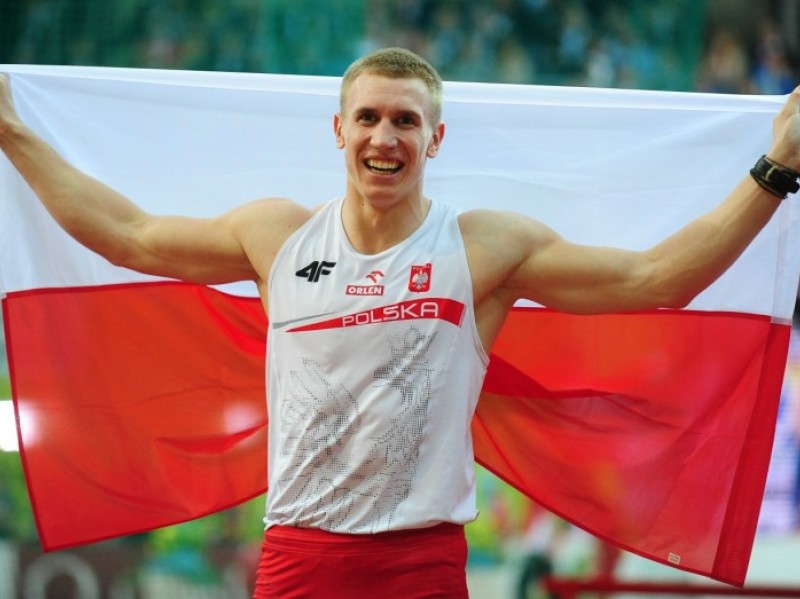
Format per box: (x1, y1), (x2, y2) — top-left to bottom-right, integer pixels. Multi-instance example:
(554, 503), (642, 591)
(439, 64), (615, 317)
(269, 205), (468, 325)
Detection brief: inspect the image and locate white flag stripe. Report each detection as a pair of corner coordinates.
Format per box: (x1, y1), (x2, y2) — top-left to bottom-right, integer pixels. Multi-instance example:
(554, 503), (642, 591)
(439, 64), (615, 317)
(0, 66), (798, 317)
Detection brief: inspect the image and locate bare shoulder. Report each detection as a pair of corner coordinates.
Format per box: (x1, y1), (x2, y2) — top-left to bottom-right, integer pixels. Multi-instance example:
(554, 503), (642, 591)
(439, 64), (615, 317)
(458, 208), (564, 303)
(457, 209), (562, 347)
(457, 208), (501, 238)
(458, 210), (526, 302)
(458, 208), (556, 253)
(230, 197), (312, 244)
(223, 197), (313, 280)
(233, 197), (313, 228)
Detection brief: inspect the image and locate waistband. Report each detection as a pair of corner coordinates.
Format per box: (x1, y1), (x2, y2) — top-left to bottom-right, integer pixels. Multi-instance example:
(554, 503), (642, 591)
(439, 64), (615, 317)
(263, 523), (465, 555)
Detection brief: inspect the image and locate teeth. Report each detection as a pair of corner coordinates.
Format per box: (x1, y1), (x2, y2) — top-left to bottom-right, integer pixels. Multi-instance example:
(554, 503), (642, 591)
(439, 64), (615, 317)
(366, 160), (401, 172)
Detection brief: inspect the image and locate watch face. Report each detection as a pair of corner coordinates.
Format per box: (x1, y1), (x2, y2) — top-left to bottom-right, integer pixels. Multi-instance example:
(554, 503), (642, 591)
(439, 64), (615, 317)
(750, 156), (795, 199)
(767, 160), (799, 189)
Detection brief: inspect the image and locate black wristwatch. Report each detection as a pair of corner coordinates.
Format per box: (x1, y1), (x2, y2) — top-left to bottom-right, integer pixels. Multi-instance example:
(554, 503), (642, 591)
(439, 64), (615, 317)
(750, 155), (800, 199)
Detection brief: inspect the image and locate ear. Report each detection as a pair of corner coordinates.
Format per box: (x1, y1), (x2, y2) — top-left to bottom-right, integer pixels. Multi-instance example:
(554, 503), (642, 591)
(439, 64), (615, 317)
(426, 122), (445, 158)
(334, 113), (345, 149)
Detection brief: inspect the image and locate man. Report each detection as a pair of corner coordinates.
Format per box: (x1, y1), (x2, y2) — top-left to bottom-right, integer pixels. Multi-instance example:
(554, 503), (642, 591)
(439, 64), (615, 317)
(1, 47), (799, 597)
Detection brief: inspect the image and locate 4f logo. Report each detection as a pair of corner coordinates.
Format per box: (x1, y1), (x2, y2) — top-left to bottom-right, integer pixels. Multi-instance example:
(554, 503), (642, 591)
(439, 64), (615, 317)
(296, 260), (336, 282)
(408, 263), (432, 293)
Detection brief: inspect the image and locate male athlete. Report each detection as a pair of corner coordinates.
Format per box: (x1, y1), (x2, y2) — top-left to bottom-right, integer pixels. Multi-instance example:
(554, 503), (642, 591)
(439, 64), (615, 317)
(1, 48), (799, 597)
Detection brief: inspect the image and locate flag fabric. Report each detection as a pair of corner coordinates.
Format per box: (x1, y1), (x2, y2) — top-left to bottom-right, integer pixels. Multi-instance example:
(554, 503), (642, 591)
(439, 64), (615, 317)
(1, 65), (799, 586)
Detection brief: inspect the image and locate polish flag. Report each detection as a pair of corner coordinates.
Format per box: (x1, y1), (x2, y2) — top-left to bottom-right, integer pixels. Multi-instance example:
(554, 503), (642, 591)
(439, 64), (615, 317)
(1, 66), (798, 586)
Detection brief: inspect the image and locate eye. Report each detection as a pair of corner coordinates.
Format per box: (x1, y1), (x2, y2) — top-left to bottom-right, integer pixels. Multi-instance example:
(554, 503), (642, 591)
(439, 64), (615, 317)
(396, 115), (417, 126)
(357, 112), (377, 123)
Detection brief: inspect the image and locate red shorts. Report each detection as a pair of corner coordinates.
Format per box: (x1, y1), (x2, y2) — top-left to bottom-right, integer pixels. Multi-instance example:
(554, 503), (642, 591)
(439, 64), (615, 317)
(254, 523), (469, 598)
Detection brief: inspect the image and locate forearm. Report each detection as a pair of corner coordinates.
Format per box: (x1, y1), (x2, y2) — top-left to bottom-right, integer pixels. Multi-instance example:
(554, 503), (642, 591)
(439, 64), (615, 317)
(0, 116), (149, 263)
(647, 174), (782, 308)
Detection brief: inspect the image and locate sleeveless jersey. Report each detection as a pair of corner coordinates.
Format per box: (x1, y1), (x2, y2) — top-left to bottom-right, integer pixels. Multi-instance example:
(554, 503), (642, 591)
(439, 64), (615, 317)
(264, 198), (489, 533)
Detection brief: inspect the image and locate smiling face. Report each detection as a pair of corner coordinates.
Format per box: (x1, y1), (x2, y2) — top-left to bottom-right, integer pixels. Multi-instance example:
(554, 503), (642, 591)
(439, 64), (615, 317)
(334, 72), (445, 210)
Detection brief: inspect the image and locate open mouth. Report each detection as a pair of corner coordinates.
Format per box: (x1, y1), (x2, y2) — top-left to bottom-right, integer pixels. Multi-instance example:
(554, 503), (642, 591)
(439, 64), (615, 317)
(365, 159), (403, 174)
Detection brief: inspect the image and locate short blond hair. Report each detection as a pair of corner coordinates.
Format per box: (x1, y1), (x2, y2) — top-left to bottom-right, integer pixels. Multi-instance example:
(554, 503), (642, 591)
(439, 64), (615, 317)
(340, 47), (443, 125)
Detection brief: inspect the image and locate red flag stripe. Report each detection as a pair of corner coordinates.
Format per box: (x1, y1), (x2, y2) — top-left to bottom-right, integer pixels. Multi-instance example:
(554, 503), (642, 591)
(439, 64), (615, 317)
(4, 282), (268, 550)
(476, 309), (787, 585)
(3, 282), (787, 587)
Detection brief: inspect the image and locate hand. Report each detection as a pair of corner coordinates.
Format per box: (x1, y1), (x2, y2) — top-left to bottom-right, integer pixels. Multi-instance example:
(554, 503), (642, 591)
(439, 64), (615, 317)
(768, 85), (800, 172)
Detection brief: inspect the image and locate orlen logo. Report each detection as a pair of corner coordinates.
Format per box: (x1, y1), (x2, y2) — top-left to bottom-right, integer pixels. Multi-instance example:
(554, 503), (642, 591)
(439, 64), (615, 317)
(346, 270), (385, 296)
(288, 298), (465, 332)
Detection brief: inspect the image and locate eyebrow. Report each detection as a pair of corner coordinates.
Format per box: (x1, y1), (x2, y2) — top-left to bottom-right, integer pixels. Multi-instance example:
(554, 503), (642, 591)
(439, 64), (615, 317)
(353, 106), (424, 121)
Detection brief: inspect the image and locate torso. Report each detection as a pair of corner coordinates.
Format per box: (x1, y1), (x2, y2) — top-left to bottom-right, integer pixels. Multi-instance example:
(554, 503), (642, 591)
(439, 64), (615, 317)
(263, 198), (489, 533)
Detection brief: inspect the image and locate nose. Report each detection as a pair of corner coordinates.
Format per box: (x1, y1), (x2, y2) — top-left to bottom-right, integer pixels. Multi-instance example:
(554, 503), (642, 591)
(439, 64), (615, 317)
(371, 118), (397, 149)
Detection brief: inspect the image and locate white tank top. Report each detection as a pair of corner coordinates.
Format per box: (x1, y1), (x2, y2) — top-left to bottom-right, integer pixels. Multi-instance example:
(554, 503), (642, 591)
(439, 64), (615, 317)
(264, 198), (489, 533)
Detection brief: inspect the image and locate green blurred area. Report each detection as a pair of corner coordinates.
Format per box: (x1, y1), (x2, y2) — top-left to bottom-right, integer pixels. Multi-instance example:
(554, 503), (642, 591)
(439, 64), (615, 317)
(0, 446), (35, 541)
(0, 0), (710, 90)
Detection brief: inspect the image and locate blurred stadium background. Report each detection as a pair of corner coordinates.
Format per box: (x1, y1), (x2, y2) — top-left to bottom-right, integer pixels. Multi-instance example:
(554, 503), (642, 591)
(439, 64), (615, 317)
(1, 0), (800, 597)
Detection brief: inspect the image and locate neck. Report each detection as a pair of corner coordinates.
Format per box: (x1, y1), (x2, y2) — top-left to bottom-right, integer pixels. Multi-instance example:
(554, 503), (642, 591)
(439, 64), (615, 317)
(341, 193), (431, 254)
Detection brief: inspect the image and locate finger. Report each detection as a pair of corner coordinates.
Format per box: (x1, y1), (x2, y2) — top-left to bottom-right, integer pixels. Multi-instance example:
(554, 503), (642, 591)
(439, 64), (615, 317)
(773, 85), (800, 129)
(782, 84), (800, 112)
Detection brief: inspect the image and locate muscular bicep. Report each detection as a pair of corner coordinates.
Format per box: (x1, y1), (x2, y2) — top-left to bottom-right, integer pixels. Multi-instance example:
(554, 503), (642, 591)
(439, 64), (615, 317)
(505, 232), (659, 313)
(127, 213), (254, 283)
(118, 198), (310, 285)
(464, 210), (665, 316)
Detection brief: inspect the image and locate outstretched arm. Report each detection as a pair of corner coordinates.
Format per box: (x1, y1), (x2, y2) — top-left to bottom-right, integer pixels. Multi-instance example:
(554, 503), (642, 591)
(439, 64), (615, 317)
(465, 86), (800, 317)
(0, 74), (307, 285)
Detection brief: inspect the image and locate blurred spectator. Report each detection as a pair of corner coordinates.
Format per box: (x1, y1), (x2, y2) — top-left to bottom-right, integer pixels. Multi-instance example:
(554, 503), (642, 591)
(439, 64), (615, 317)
(750, 18), (797, 95)
(557, 2), (592, 76)
(585, 36), (615, 88)
(13, 0), (69, 65)
(496, 39), (537, 85)
(132, 0), (191, 69)
(696, 28), (751, 94)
